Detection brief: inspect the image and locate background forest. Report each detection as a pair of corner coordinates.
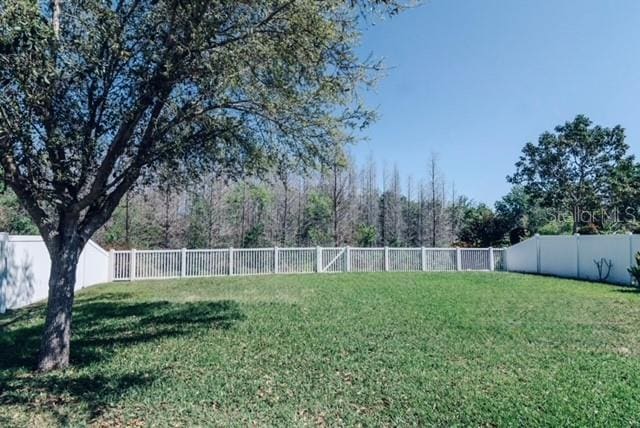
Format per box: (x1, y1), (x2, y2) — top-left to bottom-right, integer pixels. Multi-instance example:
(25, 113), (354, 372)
(3, 116), (640, 249)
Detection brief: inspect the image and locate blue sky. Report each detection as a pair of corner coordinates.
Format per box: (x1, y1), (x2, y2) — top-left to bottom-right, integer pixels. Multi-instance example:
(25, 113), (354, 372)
(354, 0), (640, 204)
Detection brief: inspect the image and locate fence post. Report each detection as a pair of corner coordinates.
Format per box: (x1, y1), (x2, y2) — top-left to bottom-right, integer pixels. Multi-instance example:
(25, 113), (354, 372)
(130, 249), (137, 281)
(456, 247), (462, 271)
(384, 246), (389, 272)
(575, 234), (580, 279)
(488, 247), (495, 271)
(629, 232), (634, 286)
(345, 246), (351, 272)
(274, 246), (279, 274)
(229, 247), (234, 276)
(535, 233), (541, 274)
(316, 246), (322, 273)
(503, 248), (509, 271)
(421, 247), (426, 272)
(0, 233), (7, 313)
(181, 248), (187, 278)
(108, 249), (115, 282)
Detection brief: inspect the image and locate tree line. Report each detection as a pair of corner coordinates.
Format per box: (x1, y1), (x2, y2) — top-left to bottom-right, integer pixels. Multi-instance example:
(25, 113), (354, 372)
(3, 115), (639, 251)
(1, 149), (544, 249)
(93, 153), (467, 249)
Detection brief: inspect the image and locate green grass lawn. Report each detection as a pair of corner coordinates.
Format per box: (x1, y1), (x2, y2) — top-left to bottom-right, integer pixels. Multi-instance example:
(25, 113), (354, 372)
(1, 273), (640, 427)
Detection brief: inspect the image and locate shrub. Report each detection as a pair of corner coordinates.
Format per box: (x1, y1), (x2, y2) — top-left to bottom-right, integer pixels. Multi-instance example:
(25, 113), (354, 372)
(628, 252), (640, 288)
(577, 223), (599, 235)
(356, 224), (377, 247)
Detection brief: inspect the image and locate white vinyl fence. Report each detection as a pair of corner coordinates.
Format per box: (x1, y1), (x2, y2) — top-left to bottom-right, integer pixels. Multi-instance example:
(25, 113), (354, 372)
(1, 234), (109, 312)
(111, 247), (506, 281)
(505, 233), (640, 285)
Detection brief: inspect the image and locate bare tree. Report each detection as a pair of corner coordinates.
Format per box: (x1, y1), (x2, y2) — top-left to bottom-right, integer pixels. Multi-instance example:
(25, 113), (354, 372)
(426, 153), (448, 247)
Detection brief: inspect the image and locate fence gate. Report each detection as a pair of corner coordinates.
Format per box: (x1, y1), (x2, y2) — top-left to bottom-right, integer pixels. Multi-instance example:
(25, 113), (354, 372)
(320, 247), (347, 273)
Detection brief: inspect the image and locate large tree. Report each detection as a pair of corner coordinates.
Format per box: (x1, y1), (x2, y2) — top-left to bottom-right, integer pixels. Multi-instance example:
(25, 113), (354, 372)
(508, 115), (632, 232)
(0, 0), (401, 371)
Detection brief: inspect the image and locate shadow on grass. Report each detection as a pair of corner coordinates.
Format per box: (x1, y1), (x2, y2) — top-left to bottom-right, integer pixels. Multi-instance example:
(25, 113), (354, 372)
(613, 288), (640, 294)
(0, 371), (156, 425)
(1, 296), (244, 370)
(0, 296), (245, 423)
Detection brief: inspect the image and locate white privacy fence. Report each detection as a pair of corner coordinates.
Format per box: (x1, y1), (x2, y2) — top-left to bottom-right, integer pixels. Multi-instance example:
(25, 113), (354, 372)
(505, 233), (640, 285)
(1, 234), (109, 313)
(110, 247), (506, 281)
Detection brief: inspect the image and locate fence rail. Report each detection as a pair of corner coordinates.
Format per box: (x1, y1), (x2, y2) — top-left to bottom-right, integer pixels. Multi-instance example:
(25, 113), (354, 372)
(111, 247), (506, 281)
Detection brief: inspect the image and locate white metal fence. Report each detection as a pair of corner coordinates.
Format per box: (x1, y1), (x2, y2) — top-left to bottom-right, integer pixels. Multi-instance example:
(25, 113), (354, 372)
(110, 247), (506, 281)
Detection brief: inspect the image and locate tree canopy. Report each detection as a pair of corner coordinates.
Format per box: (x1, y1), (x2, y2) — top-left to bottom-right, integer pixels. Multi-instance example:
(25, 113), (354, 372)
(508, 115), (633, 232)
(0, 0), (398, 245)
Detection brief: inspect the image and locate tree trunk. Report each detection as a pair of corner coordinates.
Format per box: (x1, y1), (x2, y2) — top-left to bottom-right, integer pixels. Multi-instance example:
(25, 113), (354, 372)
(239, 184), (246, 247)
(297, 178), (303, 246)
(125, 191), (131, 248)
(52, 0), (62, 37)
(572, 204), (580, 234)
(207, 184), (215, 248)
(37, 240), (83, 372)
(281, 178), (288, 246)
(333, 164), (339, 246)
(163, 188), (171, 248)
